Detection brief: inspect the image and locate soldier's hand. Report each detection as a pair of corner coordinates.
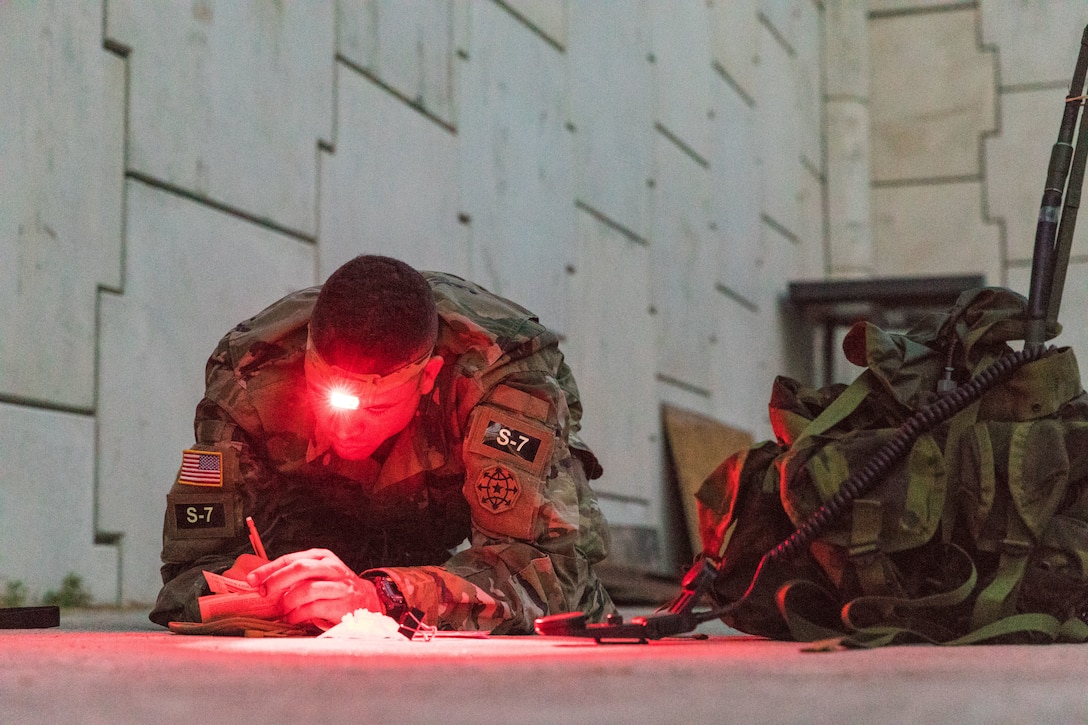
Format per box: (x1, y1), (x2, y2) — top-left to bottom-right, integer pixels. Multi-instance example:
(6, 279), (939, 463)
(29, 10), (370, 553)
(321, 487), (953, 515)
(247, 548), (382, 628)
(221, 553), (267, 581)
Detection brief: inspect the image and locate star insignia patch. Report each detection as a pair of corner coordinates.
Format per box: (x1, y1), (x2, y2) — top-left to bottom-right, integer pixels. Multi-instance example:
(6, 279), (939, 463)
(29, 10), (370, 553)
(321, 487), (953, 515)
(474, 465), (521, 514)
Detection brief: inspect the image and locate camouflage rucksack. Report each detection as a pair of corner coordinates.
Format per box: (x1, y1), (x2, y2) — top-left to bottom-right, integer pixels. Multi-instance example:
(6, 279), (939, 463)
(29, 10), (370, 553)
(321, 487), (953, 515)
(697, 287), (1088, 646)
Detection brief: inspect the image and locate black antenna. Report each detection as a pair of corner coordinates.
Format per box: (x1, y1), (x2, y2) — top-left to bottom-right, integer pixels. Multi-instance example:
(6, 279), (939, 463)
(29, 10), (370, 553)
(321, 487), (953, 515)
(1026, 24), (1088, 350)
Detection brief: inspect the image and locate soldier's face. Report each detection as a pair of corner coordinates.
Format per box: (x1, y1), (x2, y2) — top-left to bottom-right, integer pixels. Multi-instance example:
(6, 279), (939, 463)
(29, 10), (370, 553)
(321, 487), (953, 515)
(307, 354), (444, 461)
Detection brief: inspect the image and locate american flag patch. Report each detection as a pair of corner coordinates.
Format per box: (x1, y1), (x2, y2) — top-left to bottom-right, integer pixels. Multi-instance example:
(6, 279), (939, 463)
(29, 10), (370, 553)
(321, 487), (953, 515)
(179, 450), (223, 487)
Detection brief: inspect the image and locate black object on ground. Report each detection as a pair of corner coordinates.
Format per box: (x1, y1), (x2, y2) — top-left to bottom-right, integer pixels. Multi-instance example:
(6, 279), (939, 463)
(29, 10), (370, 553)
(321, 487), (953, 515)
(0, 606), (60, 629)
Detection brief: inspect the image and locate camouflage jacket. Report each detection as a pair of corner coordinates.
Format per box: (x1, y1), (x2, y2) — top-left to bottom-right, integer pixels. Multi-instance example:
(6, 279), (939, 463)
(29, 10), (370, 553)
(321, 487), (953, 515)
(150, 271), (615, 634)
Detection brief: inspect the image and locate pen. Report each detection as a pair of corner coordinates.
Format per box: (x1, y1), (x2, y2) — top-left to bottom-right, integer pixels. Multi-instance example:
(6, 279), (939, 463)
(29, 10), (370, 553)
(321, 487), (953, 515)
(246, 516), (268, 560)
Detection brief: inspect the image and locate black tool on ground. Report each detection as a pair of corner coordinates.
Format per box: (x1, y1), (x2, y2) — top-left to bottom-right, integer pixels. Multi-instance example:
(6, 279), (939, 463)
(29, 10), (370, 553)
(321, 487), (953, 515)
(0, 606), (60, 629)
(534, 24), (1088, 644)
(534, 555), (722, 643)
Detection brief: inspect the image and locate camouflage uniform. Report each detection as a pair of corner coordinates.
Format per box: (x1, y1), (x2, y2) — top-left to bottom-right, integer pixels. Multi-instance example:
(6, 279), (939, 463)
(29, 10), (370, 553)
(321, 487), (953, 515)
(150, 272), (615, 634)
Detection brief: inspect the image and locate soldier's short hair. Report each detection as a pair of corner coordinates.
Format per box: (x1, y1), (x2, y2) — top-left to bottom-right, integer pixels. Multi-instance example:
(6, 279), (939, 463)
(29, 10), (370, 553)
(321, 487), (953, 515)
(310, 255), (438, 374)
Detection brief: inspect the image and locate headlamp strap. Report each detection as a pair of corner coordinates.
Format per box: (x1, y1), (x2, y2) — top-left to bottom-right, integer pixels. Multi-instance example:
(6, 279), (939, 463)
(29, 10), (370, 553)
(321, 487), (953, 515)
(304, 331), (432, 392)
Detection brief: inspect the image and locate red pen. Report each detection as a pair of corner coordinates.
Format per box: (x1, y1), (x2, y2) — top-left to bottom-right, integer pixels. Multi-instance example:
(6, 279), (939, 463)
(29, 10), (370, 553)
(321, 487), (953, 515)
(246, 516), (268, 560)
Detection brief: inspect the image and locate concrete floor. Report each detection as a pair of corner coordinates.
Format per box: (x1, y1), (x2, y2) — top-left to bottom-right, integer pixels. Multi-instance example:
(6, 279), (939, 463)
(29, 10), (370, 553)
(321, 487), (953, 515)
(3, 607), (1088, 724)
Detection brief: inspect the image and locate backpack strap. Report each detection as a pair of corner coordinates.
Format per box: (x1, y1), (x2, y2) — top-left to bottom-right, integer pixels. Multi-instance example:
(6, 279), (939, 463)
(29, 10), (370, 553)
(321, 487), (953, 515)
(848, 498), (898, 596)
(776, 543), (977, 645)
(939, 613), (1059, 645)
(970, 509), (1032, 630)
(777, 373), (874, 509)
(835, 545), (1071, 647)
(940, 399), (983, 544)
(840, 612), (1088, 648)
(775, 578), (850, 642)
(793, 373), (872, 440)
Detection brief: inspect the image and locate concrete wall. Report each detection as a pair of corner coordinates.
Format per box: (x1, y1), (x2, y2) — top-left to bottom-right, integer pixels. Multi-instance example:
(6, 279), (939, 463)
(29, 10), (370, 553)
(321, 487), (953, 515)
(0, 0), (823, 605)
(824, 0), (1088, 384)
(868, 0), (1088, 357)
(3, 0), (1083, 607)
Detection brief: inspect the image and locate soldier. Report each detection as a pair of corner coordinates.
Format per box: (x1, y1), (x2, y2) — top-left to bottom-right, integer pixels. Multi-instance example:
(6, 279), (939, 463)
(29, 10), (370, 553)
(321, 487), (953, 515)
(150, 254), (615, 634)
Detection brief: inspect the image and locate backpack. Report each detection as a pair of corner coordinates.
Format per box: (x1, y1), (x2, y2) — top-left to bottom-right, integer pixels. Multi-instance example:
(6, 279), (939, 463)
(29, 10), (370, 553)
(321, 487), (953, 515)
(696, 287), (1088, 646)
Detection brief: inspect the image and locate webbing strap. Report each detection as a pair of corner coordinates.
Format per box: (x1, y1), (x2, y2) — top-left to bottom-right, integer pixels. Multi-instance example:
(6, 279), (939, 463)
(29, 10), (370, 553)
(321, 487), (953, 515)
(775, 579), (849, 643)
(1058, 616), (1088, 642)
(848, 499), (891, 596)
(940, 399), (983, 544)
(839, 612), (1088, 648)
(841, 544), (978, 630)
(841, 613), (1057, 648)
(777, 545), (977, 643)
(970, 510), (1032, 630)
(795, 374), (871, 441)
(780, 534), (1088, 648)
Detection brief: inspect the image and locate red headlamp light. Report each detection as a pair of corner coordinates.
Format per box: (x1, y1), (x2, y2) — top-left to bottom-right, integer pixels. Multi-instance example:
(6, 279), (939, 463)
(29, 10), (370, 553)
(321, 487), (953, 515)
(304, 331), (433, 412)
(328, 389), (361, 410)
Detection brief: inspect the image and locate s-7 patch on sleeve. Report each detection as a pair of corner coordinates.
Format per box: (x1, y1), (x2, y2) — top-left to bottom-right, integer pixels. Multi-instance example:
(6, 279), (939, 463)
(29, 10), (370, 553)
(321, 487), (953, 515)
(464, 404), (555, 540)
(166, 492), (238, 539)
(178, 449), (223, 487)
(466, 406), (554, 478)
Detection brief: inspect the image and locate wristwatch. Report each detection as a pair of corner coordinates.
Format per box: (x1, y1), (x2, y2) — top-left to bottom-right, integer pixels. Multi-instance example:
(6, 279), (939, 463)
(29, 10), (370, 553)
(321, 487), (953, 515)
(366, 574), (408, 622)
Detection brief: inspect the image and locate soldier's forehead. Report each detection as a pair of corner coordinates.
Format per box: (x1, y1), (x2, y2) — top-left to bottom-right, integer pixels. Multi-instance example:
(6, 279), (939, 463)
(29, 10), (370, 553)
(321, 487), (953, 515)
(307, 368), (420, 405)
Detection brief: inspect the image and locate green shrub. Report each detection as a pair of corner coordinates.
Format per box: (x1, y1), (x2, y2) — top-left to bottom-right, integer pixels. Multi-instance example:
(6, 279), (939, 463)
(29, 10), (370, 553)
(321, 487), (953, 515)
(1, 579), (27, 608)
(41, 573), (93, 608)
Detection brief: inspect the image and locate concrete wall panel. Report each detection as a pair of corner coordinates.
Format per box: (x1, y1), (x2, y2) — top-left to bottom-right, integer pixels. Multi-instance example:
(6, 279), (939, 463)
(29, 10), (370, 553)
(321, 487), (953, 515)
(986, 87), (1076, 264)
(710, 300), (766, 436)
(500, 0), (569, 48)
(0, 0), (123, 408)
(650, 139), (715, 393)
(797, 166), (826, 280)
(773, 2), (825, 280)
(784, 0), (824, 174)
(1052, 262), (1088, 356)
(826, 99), (873, 275)
(761, 216), (818, 387)
(825, 1), (873, 278)
(648, 0), (712, 162)
(755, 20), (804, 240)
(761, 213), (807, 292)
(870, 8), (996, 182)
(0, 405), (118, 604)
(873, 182), (1001, 283)
(319, 68), (468, 279)
(759, 0), (809, 52)
(106, 1), (334, 236)
(709, 0), (759, 101)
(710, 79), (763, 305)
(564, 209), (658, 523)
(97, 182), (315, 602)
(1009, 261), (1088, 358)
(981, 1), (1088, 88)
(457, 0), (574, 334)
(868, 0), (967, 13)
(825, 0), (870, 99)
(567, 0), (654, 240)
(336, 0), (457, 126)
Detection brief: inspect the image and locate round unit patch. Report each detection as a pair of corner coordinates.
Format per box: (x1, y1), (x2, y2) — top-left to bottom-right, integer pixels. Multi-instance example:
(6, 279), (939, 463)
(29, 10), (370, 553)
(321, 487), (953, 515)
(475, 465), (521, 514)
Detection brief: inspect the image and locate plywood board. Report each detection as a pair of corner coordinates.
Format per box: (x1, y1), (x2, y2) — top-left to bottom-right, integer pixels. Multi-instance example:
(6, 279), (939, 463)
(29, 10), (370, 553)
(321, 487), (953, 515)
(662, 405), (753, 555)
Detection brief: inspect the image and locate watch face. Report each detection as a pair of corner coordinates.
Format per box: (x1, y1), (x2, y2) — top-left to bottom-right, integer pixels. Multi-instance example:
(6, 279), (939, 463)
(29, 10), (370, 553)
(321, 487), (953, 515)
(373, 576), (406, 614)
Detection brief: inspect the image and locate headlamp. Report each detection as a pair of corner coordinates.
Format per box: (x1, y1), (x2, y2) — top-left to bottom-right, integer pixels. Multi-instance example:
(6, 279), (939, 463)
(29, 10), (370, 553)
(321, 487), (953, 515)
(304, 330), (433, 411)
(328, 389), (360, 410)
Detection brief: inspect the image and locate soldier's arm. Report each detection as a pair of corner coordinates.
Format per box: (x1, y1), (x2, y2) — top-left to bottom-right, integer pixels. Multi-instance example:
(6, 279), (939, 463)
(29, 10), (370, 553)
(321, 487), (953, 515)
(365, 374), (614, 634)
(149, 402), (270, 627)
